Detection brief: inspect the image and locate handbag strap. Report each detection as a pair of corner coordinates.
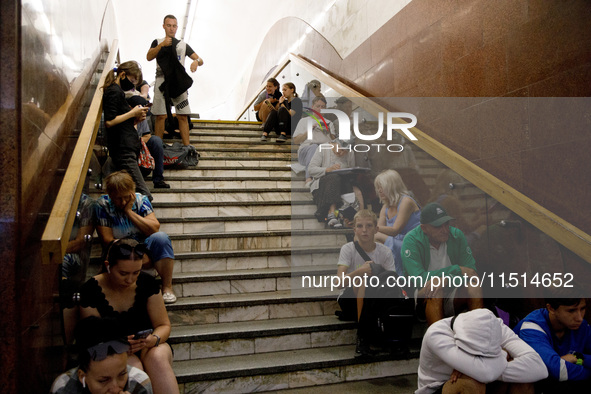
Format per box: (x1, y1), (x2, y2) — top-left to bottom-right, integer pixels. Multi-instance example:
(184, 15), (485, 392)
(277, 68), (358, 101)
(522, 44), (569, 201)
(354, 241), (386, 276)
(354, 241), (372, 262)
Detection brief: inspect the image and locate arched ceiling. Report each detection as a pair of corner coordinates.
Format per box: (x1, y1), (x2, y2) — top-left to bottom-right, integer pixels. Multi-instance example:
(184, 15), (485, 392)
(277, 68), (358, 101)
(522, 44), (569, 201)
(112, 0), (410, 119)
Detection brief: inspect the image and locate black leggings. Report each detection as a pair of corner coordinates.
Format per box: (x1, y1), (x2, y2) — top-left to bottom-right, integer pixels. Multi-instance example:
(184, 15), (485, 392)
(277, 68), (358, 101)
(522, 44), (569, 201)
(263, 106), (292, 136)
(312, 173), (353, 220)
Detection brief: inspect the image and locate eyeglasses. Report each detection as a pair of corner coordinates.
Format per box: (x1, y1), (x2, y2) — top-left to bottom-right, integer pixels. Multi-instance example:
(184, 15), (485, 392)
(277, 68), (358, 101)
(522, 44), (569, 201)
(106, 240), (148, 262)
(86, 340), (130, 361)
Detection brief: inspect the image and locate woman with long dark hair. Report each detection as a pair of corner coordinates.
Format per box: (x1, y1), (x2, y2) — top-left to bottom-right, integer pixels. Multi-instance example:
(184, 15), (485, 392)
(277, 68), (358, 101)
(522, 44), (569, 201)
(260, 82), (303, 143)
(102, 61), (152, 200)
(79, 239), (178, 394)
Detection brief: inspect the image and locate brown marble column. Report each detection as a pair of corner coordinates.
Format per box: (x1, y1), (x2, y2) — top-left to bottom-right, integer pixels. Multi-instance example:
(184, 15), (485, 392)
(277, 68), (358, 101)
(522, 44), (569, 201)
(0, 0), (20, 391)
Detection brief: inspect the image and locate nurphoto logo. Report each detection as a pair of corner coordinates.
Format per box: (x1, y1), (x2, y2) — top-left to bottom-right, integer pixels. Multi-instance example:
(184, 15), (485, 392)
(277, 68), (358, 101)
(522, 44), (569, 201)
(306, 109), (418, 153)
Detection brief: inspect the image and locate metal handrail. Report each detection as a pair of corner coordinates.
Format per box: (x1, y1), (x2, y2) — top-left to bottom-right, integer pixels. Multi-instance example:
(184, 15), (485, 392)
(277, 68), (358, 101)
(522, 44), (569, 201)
(41, 39), (119, 265)
(236, 56), (291, 121)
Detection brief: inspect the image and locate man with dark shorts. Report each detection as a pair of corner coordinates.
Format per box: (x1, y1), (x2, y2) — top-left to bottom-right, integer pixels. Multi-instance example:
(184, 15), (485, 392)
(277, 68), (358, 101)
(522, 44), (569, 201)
(401, 203), (483, 325)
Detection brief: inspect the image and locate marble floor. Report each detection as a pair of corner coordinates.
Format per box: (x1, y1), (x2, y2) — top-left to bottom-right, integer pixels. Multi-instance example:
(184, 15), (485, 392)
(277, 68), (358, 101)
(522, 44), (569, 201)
(263, 374), (417, 393)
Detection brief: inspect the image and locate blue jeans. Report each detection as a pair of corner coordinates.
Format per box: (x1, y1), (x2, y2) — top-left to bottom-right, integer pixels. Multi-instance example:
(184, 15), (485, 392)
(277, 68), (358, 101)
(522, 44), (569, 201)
(145, 135), (165, 183)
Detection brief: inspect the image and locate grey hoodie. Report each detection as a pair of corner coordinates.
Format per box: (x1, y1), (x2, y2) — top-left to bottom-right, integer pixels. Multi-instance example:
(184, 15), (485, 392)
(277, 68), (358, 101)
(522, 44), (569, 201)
(416, 308), (548, 393)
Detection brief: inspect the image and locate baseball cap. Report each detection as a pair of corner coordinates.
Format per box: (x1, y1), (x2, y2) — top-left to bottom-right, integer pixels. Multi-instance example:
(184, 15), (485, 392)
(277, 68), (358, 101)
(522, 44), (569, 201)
(420, 202), (454, 226)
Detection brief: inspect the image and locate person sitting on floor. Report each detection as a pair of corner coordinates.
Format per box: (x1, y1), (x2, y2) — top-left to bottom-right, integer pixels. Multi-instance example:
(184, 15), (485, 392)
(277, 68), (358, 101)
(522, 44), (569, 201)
(51, 316), (153, 394)
(401, 203), (483, 325)
(515, 289), (591, 393)
(417, 308), (547, 394)
(95, 170), (177, 304)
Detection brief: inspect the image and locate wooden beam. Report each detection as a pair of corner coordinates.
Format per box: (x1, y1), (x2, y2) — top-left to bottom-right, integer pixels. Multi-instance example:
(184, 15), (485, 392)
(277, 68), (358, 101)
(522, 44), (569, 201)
(289, 53), (591, 264)
(41, 39), (119, 265)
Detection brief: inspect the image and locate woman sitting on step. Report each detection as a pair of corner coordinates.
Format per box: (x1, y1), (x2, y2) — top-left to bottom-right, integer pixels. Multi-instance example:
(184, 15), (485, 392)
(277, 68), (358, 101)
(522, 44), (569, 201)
(260, 82), (303, 143)
(95, 170), (177, 304)
(308, 139), (361, 228)
(79, 238), (178, 394)
(373, 169), (421, 275)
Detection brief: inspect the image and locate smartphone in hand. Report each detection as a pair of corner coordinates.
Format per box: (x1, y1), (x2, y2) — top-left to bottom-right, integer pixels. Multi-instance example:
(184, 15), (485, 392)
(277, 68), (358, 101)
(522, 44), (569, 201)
(133, 329), (153, 340)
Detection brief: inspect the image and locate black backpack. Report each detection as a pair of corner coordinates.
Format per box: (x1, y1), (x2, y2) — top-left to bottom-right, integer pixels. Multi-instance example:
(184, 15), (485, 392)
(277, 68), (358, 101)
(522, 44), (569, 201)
(353, 243), (415, 355)
(163, 142), (199, 169)
(358, 270), (415, 355)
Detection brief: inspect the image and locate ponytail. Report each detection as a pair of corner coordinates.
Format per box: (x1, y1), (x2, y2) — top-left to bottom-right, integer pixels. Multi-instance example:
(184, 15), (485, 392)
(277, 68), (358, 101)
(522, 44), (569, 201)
(101, 61), (143, 90)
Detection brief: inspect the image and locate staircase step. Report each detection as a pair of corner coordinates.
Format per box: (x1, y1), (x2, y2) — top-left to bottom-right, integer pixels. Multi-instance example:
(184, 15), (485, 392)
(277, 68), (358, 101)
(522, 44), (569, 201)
(151, 189), (312, 204)
(173, 346), (419, 390)
(195, 158), (292, 168)
(197, 149), (293, 159)
(169, 316), (357, 361)
(190, 121), (261, 131)
(155, 202), (314, 220)
(172, 265), (336, 297)
(163, 166), (292, 177)
(173, 247), (340, 273)
(154, 179), (298, 191)
(168, 229), (351, 253)
(166, 289), (339, 326)
(159, 215), (327, 235)
(189, 140), (299, 150)
(160, 167), (295, 178)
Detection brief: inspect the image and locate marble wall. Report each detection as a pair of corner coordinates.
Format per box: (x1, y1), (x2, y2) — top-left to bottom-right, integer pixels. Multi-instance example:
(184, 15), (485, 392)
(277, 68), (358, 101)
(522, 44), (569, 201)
(247, 0), (591, 235)
(0, 0), (117, 391)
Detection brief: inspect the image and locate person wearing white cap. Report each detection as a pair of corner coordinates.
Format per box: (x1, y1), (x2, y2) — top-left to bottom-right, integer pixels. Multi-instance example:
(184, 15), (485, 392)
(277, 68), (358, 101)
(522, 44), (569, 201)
(401, 202), (484, 325)
(417, 308), (548, 394)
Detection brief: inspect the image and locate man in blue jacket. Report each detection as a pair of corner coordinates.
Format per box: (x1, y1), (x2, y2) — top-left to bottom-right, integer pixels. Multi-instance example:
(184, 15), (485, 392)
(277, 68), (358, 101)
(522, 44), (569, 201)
(401, 203), (483, 325)
(515, 294), (591, 392)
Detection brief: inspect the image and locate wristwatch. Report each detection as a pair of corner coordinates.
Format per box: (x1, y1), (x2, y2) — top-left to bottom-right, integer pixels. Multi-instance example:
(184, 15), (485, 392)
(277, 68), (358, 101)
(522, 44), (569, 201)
(153, 333), (161, 347)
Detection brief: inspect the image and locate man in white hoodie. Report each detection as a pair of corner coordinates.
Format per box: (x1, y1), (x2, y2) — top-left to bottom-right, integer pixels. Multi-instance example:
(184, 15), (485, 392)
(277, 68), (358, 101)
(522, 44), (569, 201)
(417, 308), (547, 394)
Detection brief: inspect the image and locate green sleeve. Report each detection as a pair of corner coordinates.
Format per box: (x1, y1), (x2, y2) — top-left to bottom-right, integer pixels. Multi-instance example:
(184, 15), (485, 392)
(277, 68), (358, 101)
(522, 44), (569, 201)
(401, 232), (430, 282)
(401, 229), (463, 283)
(453, 228), (477, 272)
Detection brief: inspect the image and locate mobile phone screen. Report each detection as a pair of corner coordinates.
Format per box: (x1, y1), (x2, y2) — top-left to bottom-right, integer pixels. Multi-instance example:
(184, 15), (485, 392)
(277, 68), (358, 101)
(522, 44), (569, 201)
(133, 329), (153, 339)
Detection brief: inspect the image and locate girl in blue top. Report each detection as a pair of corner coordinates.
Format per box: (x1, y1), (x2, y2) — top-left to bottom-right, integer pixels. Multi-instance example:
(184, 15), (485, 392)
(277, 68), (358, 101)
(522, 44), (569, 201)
(374, 169), (421, 275)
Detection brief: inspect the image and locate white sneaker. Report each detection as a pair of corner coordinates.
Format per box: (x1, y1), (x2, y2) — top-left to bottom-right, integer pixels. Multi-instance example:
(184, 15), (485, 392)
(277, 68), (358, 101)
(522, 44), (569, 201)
(162, 292), (177, 304)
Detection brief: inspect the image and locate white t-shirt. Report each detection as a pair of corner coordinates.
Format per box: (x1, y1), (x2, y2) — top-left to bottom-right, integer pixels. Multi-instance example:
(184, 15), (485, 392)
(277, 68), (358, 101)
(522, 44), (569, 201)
(337, 242), (396, 274)
(428, 242), (452, 272)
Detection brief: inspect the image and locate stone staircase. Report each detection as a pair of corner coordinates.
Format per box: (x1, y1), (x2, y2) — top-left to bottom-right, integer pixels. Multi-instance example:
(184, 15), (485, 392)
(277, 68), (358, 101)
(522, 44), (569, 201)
(151, 121), (420, 393)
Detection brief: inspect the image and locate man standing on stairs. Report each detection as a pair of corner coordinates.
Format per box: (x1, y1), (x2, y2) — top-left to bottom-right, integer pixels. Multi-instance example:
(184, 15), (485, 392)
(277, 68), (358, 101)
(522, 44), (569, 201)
(147, 14), (203, 147)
